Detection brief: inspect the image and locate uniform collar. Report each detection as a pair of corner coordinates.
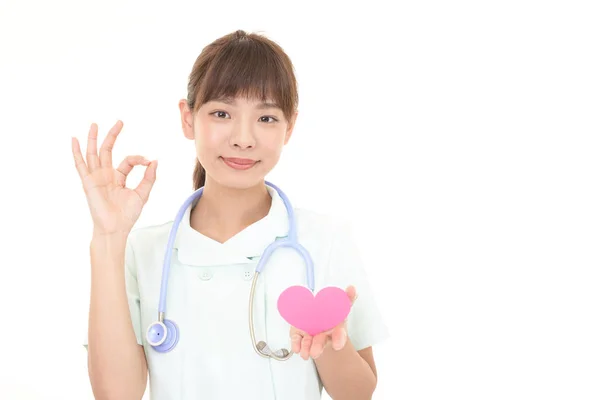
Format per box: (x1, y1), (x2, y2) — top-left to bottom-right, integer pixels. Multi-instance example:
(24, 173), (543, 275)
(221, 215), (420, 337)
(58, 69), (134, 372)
(173, 185), (289, 266)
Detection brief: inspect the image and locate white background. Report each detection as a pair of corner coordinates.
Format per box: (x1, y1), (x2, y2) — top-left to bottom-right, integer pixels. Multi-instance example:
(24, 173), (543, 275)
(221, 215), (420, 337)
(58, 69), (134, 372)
(1, 0), (599, 399)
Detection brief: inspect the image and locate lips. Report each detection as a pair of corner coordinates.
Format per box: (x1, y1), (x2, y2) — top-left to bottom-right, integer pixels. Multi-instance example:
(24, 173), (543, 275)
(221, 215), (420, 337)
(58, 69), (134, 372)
(221, 157), (258, 170)
(223, 157), (256, 165)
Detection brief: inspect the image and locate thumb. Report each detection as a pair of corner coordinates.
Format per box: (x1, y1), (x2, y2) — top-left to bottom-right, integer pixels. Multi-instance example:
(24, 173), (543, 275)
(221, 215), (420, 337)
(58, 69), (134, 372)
(135, 160), (158, 202)
(346, 285), (357, 305)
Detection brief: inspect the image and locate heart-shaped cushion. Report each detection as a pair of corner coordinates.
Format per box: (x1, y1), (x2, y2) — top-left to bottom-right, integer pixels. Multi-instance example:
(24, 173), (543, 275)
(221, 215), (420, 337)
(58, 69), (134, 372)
(277, 286), (352, 336)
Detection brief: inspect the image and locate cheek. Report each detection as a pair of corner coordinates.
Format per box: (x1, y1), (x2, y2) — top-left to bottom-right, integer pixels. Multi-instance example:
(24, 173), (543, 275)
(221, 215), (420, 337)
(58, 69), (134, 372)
(260, 129), (287, 153)
(194, 123), (226, 153)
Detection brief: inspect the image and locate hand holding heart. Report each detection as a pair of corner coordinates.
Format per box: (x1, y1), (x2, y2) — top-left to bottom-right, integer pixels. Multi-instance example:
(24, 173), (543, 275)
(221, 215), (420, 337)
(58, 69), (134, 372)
(277, 285), (357, 360)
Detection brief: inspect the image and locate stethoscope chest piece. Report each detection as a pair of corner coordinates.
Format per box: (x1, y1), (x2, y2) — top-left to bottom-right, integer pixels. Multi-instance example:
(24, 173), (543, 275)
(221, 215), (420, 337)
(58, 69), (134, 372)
(147, 316), (179, 353)
(146, 181), (310, 359)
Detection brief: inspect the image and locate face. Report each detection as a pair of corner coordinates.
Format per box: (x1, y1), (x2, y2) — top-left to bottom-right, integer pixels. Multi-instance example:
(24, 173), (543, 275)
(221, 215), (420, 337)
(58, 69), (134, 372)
(179, 95), (297, 190)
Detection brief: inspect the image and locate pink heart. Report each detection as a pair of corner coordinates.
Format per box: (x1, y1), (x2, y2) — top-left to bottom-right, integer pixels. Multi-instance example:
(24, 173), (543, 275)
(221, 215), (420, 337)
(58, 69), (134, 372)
(277, 286), (352, 336)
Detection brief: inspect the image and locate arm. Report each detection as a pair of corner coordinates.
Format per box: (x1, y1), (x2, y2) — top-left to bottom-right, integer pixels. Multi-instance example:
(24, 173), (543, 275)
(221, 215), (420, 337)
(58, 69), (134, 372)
(291, 287), (379, 399)
(310, 221), (388, 399)
(315, 344), (377, 400)
(87, 232), (147, 400)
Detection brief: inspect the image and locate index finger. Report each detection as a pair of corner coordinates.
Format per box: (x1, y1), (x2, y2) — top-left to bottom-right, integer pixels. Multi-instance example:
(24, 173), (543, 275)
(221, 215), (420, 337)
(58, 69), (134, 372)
(71, 137), (89, 181)
(99, 120), (124, 168)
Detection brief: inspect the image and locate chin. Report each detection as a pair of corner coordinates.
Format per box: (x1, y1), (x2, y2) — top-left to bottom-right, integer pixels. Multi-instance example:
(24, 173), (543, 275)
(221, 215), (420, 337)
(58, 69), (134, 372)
(211, 173), (267, 191)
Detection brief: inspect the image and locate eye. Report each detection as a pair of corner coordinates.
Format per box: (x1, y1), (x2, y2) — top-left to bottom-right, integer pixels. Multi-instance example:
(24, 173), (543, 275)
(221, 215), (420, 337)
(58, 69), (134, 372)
(211, 111), (230, 119)
(259, 116), (278, 123)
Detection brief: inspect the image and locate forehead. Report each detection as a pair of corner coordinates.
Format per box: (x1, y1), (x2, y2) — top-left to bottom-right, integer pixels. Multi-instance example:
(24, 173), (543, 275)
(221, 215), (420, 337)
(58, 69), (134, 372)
(210, 95), (281, 110)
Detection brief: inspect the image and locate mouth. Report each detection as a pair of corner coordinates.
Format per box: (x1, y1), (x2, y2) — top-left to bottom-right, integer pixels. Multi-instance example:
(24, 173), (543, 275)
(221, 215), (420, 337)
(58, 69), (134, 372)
(220, 156), (259, 171)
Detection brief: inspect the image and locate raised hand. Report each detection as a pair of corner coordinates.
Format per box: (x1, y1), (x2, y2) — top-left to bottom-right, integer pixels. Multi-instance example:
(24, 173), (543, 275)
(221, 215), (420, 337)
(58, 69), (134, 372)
(289, 285), (357, 360)
(71, 121), (158, 236)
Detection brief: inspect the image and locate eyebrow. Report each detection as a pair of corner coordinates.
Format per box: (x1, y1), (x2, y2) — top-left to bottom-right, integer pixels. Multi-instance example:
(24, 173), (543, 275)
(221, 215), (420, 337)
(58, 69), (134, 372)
(256, 102), (280, 110)
(216, 97), (280, 110)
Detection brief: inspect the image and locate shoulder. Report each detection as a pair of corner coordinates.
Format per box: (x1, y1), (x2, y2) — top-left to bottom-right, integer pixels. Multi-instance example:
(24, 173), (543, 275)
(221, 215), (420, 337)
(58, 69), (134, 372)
(293, 207), (359, 269)
(123, 220), (176, 272)
(294, 207), (353, 240)
(121, 220), (177, 282)
(127, 220), (174, 249)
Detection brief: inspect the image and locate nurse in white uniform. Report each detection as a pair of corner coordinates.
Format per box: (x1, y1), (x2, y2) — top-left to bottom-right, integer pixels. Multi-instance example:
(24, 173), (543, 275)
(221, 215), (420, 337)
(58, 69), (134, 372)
(74, 29), (388, 400)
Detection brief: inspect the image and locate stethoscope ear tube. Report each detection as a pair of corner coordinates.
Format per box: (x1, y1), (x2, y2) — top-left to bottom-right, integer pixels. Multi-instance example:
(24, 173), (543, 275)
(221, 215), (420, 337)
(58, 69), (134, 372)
(146, 181), (314, 359)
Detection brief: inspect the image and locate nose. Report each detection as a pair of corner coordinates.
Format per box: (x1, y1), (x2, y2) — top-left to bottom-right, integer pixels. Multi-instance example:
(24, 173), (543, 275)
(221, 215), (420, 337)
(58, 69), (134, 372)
(229, 120), (256, 149)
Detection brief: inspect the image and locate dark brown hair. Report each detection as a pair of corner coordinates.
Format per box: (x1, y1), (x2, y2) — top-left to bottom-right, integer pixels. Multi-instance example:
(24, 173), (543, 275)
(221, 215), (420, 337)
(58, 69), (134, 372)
(186, 30), (299, 190)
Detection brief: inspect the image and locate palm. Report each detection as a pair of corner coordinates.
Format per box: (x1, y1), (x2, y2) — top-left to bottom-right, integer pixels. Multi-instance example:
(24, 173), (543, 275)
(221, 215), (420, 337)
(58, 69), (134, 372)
(72, 121), (157, 235)
(82, 168), (143, 233)
(290, 285), (357, 360)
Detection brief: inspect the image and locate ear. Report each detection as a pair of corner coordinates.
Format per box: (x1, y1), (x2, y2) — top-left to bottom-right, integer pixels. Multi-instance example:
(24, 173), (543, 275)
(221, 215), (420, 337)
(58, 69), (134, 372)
(179, 99), (195, 140)
(284, 110), (298, 145)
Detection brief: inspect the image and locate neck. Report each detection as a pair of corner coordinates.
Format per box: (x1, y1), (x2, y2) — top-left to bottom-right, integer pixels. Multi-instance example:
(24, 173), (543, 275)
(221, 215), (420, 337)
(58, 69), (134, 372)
(190, 178), (272, 243)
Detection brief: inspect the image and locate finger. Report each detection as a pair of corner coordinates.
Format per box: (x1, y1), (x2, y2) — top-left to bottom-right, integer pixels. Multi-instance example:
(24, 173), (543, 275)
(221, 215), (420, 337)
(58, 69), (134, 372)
(99, 120), (123, 168)
(71, 137), (89, 181)
(331, 326), (347, 351)
(300, 335), (313, 360)
(290, 326), (307, 354)
(116, 155), (151, 187)
(290, 332), (303, 354)
(346, 285), (358, 305)
(310, 333), (328, 359)
(134, 160), (158, 203)
(86, 123), (100, 171)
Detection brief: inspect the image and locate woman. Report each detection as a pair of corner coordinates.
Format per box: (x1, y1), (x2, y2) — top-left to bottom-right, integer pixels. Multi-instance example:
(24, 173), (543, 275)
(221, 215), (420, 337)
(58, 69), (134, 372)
(73, 29), (388, 400)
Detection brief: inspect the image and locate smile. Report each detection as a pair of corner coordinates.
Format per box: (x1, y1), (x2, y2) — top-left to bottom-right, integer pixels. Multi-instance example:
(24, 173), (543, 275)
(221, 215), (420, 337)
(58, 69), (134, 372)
(220, 157), (258, 170)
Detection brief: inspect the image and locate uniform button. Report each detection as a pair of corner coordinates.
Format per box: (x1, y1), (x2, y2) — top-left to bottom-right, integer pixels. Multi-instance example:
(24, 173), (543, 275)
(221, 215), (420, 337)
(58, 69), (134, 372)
(243, 269), (254, 281)
(199, 270), (213, 280)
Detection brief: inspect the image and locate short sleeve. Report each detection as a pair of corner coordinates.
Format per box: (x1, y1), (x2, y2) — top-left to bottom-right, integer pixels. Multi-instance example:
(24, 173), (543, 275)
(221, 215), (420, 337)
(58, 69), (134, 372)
(124, 237), (144, 345)
(83, 236), (144, 348)
(323, 220), (390, 351)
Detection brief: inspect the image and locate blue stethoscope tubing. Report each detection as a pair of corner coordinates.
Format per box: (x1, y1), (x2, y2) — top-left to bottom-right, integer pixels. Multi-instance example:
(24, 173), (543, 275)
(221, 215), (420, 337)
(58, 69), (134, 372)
(146, 181), (315, 360)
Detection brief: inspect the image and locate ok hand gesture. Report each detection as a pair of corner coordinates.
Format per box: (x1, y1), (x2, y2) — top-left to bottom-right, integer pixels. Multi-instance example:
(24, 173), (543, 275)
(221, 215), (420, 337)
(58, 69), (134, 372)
(71, 121), (157, 236)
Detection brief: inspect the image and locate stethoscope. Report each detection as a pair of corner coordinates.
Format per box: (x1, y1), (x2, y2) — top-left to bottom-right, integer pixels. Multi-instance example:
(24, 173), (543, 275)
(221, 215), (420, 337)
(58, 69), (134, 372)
(145, 181), (314, 361)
